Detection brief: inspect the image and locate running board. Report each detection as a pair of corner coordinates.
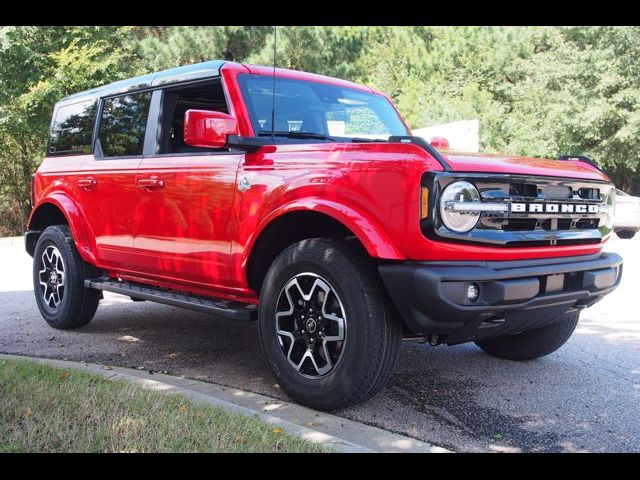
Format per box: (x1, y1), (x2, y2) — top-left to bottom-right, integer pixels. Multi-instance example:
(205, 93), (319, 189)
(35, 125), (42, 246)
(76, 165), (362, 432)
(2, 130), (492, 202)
(84, 278), (257, 321)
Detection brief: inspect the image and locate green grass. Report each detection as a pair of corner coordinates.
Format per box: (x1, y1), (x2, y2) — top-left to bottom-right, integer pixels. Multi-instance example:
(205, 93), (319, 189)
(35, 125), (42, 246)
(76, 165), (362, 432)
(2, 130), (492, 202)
(0, 358), (327, 453)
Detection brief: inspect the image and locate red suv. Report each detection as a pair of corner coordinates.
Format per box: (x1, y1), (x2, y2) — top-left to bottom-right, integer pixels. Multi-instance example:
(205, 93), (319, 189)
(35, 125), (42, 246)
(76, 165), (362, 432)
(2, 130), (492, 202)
(26, 61), (622, 410)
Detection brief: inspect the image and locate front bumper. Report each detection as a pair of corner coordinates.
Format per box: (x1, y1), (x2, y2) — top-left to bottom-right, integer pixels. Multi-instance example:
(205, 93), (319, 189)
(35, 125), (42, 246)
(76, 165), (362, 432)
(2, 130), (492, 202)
(379, 252), (623, 344)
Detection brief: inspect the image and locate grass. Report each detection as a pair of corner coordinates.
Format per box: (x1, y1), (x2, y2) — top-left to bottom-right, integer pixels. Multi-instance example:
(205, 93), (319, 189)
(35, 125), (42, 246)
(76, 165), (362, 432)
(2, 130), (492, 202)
(0, 358), (327, 453)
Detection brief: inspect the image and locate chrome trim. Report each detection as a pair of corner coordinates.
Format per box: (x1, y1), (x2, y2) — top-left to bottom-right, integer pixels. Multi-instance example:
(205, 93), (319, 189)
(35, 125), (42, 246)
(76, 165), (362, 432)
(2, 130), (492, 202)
(446, 202), (509, 213)
(445, 201), (614, 215)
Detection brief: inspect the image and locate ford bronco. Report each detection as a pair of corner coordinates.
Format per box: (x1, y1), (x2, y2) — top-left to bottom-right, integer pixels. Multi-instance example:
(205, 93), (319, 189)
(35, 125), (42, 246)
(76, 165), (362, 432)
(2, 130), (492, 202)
(25, 61), (622, 410)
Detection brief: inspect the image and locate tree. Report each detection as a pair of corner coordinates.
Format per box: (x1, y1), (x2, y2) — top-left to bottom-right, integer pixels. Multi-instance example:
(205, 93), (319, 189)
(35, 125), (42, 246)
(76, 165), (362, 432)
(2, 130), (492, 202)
(131, 26), (271, 70)
(248, 26), (368, 82)
(0, 26), (139, 235)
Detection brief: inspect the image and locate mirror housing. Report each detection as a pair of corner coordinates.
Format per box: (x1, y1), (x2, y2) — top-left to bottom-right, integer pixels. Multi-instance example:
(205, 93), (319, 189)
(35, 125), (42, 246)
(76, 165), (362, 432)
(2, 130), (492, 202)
(430, 136), (450, 150)
(184, 109), (238, 148)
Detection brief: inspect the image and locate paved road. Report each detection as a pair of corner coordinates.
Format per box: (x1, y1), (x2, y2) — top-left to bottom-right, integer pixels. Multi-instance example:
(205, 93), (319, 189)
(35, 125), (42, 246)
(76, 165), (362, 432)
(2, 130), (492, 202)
(1, 235), (638, 452)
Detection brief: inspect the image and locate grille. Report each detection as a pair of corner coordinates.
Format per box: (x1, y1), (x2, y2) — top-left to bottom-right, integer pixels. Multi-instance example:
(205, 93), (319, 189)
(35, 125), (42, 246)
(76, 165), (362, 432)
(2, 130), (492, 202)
(424, 173), (614, 247)
(474, 178), (606, 235)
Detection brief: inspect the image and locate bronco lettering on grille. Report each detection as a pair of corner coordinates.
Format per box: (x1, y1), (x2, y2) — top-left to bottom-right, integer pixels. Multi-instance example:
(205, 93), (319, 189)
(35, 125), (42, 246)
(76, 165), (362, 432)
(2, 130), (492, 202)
(511, 203), (599, 214)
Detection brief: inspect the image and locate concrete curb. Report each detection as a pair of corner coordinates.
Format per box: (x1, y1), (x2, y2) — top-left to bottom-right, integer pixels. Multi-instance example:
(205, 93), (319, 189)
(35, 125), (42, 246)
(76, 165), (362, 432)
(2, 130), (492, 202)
(0, 354), (451, 453)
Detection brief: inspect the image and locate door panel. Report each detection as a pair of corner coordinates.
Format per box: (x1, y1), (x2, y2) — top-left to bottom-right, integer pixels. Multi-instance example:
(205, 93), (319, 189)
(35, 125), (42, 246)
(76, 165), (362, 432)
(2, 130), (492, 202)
(133, 153), (242, 287)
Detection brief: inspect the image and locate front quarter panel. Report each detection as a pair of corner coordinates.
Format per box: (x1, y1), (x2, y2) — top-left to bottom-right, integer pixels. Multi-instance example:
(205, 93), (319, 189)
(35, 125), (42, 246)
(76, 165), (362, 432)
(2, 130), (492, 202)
(231, 142), (443, 287)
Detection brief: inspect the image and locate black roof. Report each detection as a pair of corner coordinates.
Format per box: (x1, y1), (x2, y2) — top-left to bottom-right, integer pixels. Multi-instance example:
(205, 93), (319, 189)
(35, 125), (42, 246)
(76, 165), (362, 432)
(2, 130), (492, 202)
(60, 60), (228, 104)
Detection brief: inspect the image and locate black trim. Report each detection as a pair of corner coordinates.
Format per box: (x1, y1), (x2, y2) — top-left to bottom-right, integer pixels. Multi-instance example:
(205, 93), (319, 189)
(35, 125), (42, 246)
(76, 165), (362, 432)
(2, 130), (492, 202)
(25, 230), (41, 257)
(143, 89), (163, 156)
(559, 154), (605, 174)
(379, 252), (623, 344)
(85, 277), (257, 321)
(388, 135), (451, 171)
(226, 135), (269, 153)
(142, 151), (239, 159)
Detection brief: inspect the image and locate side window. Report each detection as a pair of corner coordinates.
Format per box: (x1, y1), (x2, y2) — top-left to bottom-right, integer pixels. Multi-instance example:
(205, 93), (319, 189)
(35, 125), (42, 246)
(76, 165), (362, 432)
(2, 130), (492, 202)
(157, 79), (229, 154)
(97, 92), (151, 157)
(48, 99), (97, 156)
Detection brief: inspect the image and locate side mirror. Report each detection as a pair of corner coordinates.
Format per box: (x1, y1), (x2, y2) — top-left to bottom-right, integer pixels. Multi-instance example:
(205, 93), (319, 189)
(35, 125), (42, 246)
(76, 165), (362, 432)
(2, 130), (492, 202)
(430, 136), (450, 150)
(184, 109), (238, 148)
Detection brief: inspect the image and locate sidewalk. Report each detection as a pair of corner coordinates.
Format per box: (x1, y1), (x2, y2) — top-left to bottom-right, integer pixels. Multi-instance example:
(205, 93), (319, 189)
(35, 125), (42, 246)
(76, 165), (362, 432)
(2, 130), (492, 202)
(0, 354), (450, 453)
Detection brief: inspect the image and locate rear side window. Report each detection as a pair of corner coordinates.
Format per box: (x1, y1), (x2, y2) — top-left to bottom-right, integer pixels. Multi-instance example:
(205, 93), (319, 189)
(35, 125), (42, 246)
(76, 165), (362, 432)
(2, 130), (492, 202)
(48, 99), (97, 156)
(97, 92), (151, 157)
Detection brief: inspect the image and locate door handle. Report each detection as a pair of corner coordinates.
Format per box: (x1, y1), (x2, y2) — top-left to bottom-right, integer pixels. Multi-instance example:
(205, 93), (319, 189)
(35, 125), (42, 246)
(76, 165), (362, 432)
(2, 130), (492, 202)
(138, 177), (165, 190)
(78, 177), (97, 191)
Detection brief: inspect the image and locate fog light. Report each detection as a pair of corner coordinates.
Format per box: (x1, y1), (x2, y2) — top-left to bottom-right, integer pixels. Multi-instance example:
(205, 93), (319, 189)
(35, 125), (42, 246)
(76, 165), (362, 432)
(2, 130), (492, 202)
(466, 283), (480, 302)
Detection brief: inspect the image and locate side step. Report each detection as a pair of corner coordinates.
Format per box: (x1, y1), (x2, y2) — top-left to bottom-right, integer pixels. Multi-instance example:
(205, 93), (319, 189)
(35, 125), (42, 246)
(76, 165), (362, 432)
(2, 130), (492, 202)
(85, 278), (257, 321)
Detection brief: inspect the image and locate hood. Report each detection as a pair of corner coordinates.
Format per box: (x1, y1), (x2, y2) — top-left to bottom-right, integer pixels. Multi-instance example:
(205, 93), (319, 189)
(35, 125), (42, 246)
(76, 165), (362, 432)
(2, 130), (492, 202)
(441, 151), (609, 182)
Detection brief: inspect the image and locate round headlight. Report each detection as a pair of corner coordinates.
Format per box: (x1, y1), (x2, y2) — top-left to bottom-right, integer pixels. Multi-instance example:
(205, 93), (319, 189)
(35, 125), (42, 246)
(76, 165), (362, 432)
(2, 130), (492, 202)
(439, 181), (481, 233)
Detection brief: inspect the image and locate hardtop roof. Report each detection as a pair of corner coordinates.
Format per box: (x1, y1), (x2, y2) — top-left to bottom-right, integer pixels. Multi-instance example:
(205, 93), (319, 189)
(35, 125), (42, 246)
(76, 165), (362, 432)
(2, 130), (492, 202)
(59, 60), (229, 104)
(57, 59), (377, 106)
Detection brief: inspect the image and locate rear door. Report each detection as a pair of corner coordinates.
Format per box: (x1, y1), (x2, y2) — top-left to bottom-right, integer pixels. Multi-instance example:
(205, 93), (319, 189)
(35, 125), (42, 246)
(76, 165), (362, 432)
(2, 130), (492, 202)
(77, 91), (152, 271)
(132, 79), (242, 289)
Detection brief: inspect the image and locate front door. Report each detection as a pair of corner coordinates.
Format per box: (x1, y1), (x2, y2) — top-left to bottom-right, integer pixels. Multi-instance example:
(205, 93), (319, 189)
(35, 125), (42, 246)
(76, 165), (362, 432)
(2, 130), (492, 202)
(133, 153), (241, 287)
(131, 79), (242, 289)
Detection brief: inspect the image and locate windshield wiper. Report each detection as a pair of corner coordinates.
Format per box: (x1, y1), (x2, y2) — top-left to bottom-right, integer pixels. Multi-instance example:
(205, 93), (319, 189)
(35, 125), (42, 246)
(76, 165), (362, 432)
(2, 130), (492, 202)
(258, 131), (337, 142)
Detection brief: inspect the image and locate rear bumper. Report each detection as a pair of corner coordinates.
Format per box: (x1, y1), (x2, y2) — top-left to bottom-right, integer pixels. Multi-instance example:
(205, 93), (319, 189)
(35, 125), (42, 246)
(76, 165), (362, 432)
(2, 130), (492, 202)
(379, 252), (623, 344)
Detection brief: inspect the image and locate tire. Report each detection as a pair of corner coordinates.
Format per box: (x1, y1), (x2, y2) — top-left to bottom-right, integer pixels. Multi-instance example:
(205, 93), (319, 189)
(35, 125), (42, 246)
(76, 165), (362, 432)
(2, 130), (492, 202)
(474, 311), (579, 361)
(258, 238), (402, 411)
(616, 229), (637, 239)
(33, 225), (100, 329)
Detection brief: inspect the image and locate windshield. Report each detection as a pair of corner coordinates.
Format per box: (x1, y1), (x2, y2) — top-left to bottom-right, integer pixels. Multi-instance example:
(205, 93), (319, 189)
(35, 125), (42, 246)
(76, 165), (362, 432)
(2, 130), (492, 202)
(238, 74), (409, 141)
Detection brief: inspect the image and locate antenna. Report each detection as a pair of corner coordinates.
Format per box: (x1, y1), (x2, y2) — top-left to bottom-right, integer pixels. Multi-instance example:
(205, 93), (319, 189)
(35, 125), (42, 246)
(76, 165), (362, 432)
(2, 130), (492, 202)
(270, 25), (277, 144)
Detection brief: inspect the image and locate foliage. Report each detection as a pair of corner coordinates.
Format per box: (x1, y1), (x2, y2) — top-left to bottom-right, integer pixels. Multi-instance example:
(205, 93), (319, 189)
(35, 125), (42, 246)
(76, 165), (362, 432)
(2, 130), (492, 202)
(1, 26), (640, 235)
(0, 26), (140, 235)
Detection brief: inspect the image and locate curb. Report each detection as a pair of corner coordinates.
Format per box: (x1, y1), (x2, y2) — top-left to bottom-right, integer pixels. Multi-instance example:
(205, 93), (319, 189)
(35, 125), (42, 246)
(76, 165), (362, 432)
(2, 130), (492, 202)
(0, 354), (450, 453)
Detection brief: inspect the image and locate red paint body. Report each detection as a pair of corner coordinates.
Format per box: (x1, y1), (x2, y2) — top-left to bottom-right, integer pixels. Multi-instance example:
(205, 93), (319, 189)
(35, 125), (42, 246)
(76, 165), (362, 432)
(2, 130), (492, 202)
(29, 63), (612, 304)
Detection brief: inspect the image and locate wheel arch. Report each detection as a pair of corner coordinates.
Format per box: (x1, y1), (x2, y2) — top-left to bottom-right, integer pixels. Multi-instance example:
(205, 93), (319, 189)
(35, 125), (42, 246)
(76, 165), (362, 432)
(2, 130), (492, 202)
(245, 201), (405, 294)
(27, 195), (97, 264)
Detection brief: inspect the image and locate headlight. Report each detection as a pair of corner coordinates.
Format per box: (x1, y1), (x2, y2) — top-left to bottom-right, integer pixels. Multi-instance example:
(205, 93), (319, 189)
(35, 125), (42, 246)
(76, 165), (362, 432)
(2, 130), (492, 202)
(439, 181), (482, 233)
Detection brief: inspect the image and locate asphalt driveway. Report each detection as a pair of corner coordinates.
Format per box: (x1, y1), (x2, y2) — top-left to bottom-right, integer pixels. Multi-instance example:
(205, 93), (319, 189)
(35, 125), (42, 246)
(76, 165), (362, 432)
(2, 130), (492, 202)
(1, 235), (638, 452)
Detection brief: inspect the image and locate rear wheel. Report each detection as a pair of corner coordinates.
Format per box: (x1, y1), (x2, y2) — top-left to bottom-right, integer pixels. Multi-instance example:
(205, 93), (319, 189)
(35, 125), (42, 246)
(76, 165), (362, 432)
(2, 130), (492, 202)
(616, 229), (637, 239)
(258, 238), (402, 411)
(474, 311), (579, 361)
(33, 225), (100, 329)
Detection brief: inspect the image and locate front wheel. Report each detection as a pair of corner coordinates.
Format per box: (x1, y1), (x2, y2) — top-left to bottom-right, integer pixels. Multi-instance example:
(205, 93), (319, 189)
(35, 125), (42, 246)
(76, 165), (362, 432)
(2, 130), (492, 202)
(474, 311), (579, 361)
(33, 225), (100, 329)
(258, 239), (402, 411)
